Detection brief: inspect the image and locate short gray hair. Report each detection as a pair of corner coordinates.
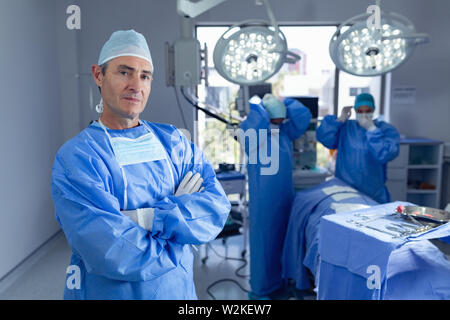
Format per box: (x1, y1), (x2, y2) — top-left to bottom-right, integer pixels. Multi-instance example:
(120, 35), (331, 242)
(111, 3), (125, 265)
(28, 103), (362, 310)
(101, 62), (109, 75)
(98, 62), (109, 93)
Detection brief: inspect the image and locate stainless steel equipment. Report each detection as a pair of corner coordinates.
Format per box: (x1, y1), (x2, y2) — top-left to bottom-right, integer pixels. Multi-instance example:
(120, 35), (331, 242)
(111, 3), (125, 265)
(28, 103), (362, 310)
(397, 205), (450, 224)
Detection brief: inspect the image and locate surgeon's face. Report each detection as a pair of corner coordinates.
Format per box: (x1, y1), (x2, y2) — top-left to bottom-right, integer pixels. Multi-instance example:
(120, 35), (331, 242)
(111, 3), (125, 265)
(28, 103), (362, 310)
(270, 118), (284, 125)
(93, 56), (153, 123)
(355, 105), (373, 114)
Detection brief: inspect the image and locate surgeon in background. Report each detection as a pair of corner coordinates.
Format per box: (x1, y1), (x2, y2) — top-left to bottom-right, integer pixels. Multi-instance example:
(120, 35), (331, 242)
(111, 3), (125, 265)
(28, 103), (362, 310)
(316, 92), (400, 203)
(240, 94), (311, 299)
(51, 30), (230, 299)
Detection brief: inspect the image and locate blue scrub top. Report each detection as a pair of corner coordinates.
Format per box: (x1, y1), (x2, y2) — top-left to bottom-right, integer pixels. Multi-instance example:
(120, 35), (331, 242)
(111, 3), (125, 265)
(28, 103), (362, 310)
(51, 120), (231, 299)
(241, 98), (312, 296)
(316, 116), (400, 203)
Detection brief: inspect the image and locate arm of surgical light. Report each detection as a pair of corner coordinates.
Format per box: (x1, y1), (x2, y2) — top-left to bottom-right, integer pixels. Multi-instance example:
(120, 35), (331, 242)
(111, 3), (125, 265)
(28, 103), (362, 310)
(177, 0), (228, 18)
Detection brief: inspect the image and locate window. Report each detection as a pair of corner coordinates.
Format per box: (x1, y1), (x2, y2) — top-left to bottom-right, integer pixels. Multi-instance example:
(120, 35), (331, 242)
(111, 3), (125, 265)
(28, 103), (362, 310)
(266, 26), (337, 117)
(196, 24), (387, 170)
(196, 26), (240, 170)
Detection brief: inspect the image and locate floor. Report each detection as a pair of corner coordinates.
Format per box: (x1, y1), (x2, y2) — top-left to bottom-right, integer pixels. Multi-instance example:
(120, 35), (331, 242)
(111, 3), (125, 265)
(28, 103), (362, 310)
(0, 231), (266, 300)
(0, 232), (71, 300)
(194, 236), (251, 300)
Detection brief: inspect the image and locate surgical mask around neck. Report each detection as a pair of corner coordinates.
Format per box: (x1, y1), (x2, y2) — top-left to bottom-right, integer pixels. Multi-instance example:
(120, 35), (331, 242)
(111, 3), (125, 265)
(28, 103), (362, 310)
(96, 119), (174, 209)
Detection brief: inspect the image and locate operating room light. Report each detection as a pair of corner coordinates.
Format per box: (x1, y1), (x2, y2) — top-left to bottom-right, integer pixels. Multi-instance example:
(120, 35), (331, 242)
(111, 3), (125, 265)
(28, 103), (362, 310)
(329, 11), (429, 76)
(213, 23), (295, 85)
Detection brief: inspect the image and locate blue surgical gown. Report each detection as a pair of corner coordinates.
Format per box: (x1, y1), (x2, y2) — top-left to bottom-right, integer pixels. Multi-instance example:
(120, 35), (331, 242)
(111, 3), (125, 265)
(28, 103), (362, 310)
(316, 116), (400, 203)
(240, 98), (312, 296)
(51, 121), (231, 300)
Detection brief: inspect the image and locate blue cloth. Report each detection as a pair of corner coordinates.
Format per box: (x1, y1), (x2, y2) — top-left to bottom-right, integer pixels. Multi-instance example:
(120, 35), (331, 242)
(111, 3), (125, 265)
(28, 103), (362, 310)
(98, 29), (153, 67)
(51, 120), (230, 299)
(318, 202), (450, 299)
(383, 241), (450, 299)
(354, 93), (375, 110)
(316, 116), (400, 203)
(215, 171), (245, 181)
(282, 178), (379, 290)
(240, 98), (311, 296)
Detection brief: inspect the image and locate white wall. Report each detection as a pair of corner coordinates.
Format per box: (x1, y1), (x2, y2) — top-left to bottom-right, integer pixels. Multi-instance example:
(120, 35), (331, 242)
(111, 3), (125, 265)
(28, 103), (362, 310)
(75, 0), (196, 134)
(0, 0), (63, 279)
(385, 0), (450, 141)
(72, 0), (450, 142)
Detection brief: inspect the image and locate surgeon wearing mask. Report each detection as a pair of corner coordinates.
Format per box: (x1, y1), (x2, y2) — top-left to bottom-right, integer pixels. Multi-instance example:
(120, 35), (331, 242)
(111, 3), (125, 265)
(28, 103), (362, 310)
(240, 94), (312, 299)
(316, 93), (400, 203)
(51, 30), (230, 300)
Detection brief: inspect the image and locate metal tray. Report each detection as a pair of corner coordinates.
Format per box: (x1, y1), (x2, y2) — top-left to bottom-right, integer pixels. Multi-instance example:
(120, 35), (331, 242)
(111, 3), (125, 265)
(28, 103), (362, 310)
(397, 205), (450, 224)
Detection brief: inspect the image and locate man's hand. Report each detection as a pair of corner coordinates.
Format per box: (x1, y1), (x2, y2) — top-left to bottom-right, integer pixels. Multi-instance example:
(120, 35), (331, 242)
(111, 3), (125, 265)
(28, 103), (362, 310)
(338, 106), (352, 122)
(121, 171), (204, 232)
(175, 171), (204, 196)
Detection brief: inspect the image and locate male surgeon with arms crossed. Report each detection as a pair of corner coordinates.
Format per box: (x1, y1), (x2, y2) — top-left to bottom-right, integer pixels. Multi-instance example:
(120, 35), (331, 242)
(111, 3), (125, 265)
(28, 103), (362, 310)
(51, 30), (231, 299)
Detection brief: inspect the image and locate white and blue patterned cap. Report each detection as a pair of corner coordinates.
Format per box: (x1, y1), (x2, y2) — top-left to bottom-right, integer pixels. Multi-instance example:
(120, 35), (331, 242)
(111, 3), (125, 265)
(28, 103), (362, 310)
(98, 30), (153, 71)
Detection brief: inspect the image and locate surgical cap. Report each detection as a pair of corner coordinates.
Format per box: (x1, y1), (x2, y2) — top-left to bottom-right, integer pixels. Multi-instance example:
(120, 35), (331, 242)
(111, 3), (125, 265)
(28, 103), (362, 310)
(98, 30), (153, 70)
(354, 93), (375, 111)
(262, 94), (287, 119)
